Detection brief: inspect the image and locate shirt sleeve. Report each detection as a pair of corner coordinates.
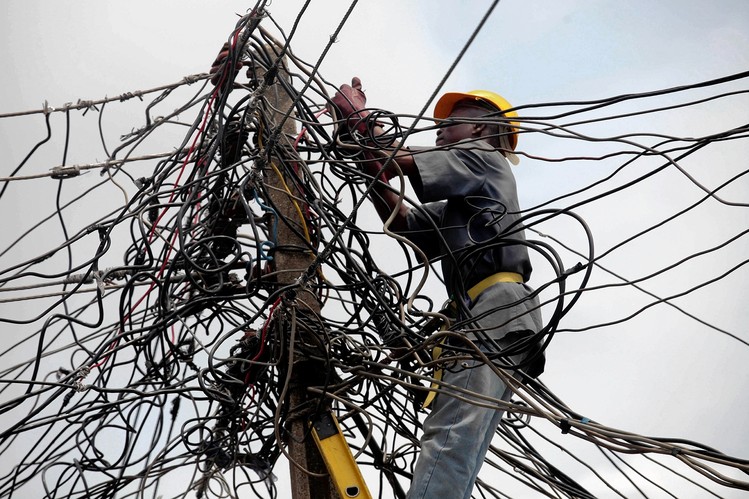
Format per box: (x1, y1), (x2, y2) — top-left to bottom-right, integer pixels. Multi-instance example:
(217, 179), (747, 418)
(411, 145), (491, 202)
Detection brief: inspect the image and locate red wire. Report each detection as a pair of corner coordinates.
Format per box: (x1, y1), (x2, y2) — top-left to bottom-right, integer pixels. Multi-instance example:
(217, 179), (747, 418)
(243, 297), (282, 386)
(93, 30), (244, 371)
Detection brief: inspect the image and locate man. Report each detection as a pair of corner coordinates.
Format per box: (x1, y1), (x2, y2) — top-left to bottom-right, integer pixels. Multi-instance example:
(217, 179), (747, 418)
(331, 78), (545, 499)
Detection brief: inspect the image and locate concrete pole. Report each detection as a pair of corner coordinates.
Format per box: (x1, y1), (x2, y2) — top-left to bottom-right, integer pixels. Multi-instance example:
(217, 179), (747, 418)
(255, 48), (335, 499)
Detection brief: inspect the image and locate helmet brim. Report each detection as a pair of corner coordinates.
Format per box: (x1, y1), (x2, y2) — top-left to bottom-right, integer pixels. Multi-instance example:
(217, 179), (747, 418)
(433, 92), (484, 120)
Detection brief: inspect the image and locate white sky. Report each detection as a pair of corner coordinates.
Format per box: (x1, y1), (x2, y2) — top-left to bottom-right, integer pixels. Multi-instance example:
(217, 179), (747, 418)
(1, 1), (748, 497)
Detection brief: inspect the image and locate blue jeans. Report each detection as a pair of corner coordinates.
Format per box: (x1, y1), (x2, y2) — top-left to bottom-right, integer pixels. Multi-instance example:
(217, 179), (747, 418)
(406, 358), (514, 499)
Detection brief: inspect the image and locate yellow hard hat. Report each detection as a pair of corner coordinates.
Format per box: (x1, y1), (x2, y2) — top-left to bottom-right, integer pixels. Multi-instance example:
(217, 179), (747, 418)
(433, 90), (519, 150)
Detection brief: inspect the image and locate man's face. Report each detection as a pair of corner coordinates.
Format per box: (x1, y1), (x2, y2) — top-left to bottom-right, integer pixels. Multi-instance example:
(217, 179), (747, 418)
(435, 104), (484, 147)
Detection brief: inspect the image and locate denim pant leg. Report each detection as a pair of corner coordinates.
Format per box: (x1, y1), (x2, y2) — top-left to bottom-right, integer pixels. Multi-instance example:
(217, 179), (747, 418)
(406, 359), (513, 499)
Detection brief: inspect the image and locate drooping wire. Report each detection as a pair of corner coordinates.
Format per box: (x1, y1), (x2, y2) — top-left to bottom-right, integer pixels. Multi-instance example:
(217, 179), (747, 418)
(0, 3), (747, 499)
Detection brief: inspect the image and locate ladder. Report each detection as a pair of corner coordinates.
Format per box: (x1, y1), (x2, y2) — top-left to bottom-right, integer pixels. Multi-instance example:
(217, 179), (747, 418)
(310, 411), (372, 499)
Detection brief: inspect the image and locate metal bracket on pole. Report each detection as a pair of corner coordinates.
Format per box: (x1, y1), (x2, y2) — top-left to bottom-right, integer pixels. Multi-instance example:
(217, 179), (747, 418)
(311, 412), (372, 499)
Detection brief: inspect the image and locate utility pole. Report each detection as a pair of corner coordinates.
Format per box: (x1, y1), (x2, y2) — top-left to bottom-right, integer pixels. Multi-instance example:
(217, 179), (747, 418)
(256, 47), (336, 499)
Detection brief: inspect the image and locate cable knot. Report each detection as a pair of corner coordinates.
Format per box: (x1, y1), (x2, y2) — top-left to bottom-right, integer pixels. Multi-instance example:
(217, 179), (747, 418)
(182, 73), (203, 84)
(119, 90), (144, 102)
(76, 99), (99, 116)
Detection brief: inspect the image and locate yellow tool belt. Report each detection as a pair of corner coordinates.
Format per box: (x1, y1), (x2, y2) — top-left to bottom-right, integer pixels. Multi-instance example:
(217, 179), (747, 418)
(422, 272), (524, 410)
(466, 271), (523, 301)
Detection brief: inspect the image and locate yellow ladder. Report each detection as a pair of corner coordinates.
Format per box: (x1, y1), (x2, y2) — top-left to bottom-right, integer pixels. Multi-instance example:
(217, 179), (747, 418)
(310, 412), (372, 499)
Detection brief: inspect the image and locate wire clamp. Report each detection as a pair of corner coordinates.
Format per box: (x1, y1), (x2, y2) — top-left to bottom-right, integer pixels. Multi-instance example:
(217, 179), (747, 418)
(50, 165), (81, 179)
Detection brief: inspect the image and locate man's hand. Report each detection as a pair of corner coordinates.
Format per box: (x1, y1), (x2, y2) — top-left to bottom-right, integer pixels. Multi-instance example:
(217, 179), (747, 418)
(329, 77), (370, 133)
(209, 42), (244, 86)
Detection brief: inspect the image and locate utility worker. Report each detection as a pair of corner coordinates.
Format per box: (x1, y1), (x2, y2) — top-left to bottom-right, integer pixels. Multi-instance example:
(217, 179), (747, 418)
(331, 78), (546, 499)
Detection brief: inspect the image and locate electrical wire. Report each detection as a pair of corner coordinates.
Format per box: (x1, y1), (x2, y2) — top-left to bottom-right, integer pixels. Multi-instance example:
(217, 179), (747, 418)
(0, 2), (748, 499)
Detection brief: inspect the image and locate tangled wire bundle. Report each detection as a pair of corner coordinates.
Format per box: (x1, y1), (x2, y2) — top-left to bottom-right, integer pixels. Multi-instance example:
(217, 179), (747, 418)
(1, 3), (749, 498)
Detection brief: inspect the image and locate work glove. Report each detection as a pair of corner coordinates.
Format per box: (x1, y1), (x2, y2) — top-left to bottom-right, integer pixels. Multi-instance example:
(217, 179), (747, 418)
(329, 77), (370, 133)
(209, 42), (244, 86)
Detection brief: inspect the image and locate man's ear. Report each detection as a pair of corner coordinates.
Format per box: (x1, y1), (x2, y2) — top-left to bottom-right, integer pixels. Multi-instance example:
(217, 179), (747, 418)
(472, 122), (487, 136)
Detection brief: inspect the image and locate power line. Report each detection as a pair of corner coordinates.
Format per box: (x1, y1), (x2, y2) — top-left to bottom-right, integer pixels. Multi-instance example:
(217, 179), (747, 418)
(0, 3), (748, 499)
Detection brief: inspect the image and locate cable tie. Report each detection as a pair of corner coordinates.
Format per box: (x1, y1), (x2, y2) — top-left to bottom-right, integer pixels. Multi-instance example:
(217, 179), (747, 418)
(560, 419), (571, 434)
(42, 100), (53, 115)
(50, 165), (81, 179)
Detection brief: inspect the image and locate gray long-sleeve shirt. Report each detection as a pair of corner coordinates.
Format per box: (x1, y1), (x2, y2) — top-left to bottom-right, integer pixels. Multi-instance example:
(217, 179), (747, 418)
(400, 140), (545, 376)
(405, 140), (532, 296)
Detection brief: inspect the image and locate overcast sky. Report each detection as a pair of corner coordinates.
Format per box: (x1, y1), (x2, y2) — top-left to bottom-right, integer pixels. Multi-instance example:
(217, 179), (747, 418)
(1, 1), (748, 497)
